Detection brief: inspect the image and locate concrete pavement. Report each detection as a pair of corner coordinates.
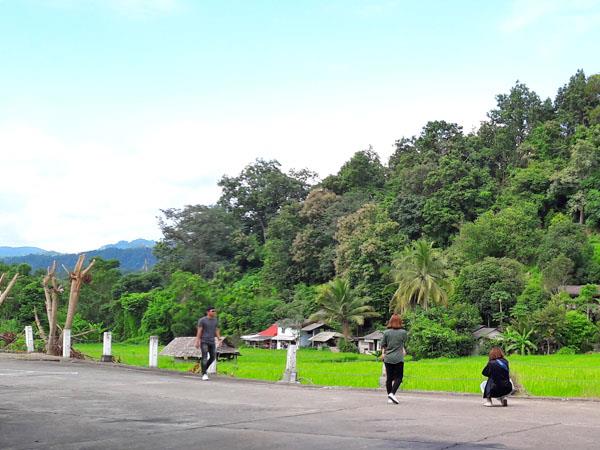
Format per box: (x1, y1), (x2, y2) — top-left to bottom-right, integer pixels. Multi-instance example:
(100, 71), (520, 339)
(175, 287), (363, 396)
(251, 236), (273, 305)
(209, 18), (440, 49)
(1, 357), (599, 449)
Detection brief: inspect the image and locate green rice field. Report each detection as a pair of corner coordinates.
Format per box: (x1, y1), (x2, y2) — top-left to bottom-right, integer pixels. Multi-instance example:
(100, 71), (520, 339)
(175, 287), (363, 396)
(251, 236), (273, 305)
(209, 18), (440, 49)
(76, 343), (600, 398)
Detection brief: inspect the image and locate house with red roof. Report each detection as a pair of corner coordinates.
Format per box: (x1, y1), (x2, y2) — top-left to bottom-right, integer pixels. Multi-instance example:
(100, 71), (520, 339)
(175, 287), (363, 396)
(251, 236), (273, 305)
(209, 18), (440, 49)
(241, 322), (298, 349)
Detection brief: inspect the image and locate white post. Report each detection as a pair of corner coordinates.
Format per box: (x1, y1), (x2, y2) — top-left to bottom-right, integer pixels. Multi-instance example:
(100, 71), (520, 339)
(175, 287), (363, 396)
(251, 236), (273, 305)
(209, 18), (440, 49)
(62, 329), (71, 358)
(25, 326), (34, 353)
(101, 332), (112, 362)
(280, 344), (298, 383)
(149, 336), (158, 368)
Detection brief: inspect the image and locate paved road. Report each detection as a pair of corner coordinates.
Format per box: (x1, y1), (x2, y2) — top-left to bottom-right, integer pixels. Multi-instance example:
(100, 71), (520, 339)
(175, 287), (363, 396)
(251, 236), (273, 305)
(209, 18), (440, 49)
(1, 358), (599, 449)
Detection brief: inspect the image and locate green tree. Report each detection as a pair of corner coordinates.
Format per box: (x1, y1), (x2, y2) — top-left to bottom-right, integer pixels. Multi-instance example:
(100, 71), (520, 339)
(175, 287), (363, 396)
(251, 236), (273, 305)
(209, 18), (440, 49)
(453, 257), (525, 326)
(309, 278), (379, 340)
(218, 159), (315, 242)
(563, 310), (598, 352)
(451, 203), (541, 264)
(390, 240), (451, 313)
(504, 326), (537, 355)
(321, 148), (385, 195)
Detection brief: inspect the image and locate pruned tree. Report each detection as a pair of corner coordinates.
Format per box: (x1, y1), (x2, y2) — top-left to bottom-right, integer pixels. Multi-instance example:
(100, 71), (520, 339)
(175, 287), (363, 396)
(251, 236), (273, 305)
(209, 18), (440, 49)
(42, 261), (62, 355)
(63, 254), (95, 331)
(0, 272), (19, 308)
(38, 255), (95, 356)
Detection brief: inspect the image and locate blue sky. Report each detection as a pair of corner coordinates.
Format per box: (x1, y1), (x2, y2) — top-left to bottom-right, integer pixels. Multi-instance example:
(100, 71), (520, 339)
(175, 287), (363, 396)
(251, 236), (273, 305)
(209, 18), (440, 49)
(1, 0), (599, 252)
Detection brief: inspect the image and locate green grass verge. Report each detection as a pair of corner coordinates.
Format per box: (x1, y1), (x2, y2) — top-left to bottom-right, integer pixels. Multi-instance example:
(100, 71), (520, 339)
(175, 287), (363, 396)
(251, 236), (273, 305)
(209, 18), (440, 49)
(75, 343), (600, 398)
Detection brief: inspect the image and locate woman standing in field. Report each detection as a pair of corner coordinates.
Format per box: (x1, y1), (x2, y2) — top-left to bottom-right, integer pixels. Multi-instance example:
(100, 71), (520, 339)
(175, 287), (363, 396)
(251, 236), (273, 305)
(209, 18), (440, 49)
(481, 347), (513, 407)
(381, 313), (408, 404)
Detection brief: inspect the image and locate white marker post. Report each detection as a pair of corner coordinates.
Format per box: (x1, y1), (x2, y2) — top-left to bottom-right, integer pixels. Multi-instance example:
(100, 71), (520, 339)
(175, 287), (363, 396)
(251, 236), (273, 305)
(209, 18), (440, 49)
(62, 329), (71, 358)
(101, 332), (112, 362)
(149, 336), (159, 368)
(280, 344), (298, 383)
(25, 326), (34, 353)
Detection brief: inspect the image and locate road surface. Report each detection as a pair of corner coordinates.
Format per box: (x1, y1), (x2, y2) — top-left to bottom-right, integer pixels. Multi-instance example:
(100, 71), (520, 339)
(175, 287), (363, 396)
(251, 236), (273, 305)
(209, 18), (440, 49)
(1, 357), (599, 449)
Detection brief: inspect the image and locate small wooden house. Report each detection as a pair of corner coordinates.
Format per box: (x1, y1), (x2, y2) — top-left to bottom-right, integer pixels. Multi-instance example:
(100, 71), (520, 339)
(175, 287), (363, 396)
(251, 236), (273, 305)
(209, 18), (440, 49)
(472, 325), (503, 355)
(160, 336), (240, 361)
(308, 331), (344, 349)
(299, 322), (331, 347)
(357, 330), (383, 354)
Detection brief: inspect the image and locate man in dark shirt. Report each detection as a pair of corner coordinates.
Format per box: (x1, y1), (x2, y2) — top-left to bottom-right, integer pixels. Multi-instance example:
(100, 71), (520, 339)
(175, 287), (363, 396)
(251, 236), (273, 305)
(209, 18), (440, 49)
(194, 306), (221, 380)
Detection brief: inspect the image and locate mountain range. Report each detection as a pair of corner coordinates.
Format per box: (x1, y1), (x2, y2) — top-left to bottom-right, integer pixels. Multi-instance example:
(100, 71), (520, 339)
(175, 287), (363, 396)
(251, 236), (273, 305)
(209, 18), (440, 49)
(0, 239), (157, 272)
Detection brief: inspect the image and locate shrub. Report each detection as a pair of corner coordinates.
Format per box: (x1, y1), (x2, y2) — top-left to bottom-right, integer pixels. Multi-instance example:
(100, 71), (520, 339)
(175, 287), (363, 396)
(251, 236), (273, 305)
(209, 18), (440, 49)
(338, 338), (358, 353)
(563, 311), (598, 352)
(556, 346), (577, 355)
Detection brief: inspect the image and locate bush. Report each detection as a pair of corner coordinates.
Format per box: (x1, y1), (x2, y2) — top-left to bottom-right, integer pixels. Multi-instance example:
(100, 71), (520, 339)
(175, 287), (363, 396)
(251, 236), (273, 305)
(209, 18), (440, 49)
(556, 346), (577, 355)
(337, 338), (358, 353)
(563, 311), (598, 352)
(408, 315), (473, 359)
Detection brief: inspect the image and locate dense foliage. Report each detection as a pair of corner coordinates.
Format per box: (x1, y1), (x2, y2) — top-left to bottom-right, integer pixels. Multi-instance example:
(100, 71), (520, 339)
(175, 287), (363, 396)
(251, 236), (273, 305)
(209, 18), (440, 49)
(2, 70), (600, 357)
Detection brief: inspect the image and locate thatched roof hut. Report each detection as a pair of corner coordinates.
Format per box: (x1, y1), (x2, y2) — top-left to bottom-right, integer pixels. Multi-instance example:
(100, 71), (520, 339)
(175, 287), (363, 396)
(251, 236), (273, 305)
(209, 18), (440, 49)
(160, 337), (239, 361)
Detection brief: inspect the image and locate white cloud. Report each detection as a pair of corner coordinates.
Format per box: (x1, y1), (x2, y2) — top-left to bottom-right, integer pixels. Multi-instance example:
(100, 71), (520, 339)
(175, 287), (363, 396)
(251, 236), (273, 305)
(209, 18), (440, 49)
(500, 0), (600, 32)
(0, 90), (489, 253)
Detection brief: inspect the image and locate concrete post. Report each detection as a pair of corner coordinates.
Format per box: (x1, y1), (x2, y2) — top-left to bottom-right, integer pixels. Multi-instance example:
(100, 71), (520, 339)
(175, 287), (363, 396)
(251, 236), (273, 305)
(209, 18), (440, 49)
(149, 336), (159, 368)
(25, 326), (34, 353)
(62, 329), (71, 358)
(379, 363), (386, 388)
(280, 344), (298, 383)
(101, 332), (112, 362)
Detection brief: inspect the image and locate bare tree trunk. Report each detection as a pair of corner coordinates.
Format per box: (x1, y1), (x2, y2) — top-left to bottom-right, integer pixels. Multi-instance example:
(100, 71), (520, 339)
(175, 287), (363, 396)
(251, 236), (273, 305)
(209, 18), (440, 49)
(64, 254), (95, 331)
(33, 307), (48, 344)
(42, 261), (61, 355)
(0, 273), (19, 307)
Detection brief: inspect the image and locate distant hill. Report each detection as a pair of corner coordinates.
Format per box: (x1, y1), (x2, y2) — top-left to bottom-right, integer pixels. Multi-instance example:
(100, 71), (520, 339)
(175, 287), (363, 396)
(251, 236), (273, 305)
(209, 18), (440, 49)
(99, 239), (156, 250)
(0, 246), (55, 257)
(0, 240), (157, 273)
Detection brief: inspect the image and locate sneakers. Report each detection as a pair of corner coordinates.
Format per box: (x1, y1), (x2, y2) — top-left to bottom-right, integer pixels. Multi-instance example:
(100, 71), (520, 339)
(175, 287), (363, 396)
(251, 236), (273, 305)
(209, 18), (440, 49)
(483, 399), (493, 407)
(388, 393), (399, 404)
(202, 374), (209, 381)
(387, 399), (394, 404)
(500, 397), (508, 407)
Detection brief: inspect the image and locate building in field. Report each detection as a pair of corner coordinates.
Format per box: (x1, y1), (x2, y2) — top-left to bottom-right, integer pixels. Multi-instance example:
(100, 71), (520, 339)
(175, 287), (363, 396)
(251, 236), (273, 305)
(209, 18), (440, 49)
(471, 325), (503, 355)
(241, 322), (298, 349)
(299, 322), (332, 347)
(308, 331), (344, 349)
(357, 330), (384, 354)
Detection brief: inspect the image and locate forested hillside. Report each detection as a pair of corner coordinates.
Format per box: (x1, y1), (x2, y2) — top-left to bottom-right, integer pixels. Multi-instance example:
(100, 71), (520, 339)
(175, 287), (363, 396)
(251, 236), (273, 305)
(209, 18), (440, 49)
(2, 70), (600, 357)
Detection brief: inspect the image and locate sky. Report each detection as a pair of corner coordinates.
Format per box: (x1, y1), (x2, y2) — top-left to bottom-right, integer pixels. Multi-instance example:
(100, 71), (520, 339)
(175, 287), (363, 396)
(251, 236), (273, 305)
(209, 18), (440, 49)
(1, 0), (599, 253)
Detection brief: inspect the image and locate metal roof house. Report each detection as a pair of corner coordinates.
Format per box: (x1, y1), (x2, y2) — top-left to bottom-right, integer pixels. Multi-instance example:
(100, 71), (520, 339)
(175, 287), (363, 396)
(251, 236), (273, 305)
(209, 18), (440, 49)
(241, 322), (298, 349)
(308, 331), (344, 348)
(471, 326), (504, 355)
(299, 322), (332, 347)
(357, 330), (384, 354)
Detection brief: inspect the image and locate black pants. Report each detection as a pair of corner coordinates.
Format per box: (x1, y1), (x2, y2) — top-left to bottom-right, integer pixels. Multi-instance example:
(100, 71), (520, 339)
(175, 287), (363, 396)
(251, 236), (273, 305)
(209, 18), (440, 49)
(385, 362), (404, 395)
(201, 342), (216, 375)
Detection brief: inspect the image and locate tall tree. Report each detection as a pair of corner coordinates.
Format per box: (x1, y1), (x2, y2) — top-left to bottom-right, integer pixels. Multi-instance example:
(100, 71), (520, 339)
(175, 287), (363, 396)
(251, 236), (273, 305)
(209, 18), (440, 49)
(218, 159), (315, 242)
(390, 240), (451, 313)
(309, 278), (379, 340)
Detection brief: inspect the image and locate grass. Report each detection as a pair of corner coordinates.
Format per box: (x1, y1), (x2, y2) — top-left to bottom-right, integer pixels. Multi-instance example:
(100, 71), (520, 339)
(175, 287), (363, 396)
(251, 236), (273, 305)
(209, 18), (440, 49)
(75, 343), (600, 398)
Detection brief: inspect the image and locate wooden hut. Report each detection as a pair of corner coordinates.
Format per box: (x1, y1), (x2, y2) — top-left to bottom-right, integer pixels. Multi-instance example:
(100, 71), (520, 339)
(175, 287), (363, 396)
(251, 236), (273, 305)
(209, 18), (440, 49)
(160, 336), (240, 362)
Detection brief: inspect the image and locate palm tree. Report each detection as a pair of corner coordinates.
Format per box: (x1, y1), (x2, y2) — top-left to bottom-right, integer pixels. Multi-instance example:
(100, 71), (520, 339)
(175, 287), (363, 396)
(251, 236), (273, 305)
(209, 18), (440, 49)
(309, 279), (379, 340)
(504, 327), (537, 355)
(390, 240), (451, 313)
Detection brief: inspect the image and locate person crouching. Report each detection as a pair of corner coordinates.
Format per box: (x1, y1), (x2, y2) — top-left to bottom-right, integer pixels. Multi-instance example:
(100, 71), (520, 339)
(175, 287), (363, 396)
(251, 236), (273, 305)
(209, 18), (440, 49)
(481, 347), (513, 407)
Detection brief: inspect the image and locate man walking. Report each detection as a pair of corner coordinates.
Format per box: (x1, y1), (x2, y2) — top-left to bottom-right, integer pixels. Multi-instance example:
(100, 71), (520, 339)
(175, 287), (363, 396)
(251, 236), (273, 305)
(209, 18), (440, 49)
(194, 306), (221, 380)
